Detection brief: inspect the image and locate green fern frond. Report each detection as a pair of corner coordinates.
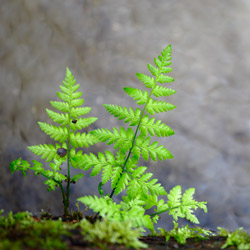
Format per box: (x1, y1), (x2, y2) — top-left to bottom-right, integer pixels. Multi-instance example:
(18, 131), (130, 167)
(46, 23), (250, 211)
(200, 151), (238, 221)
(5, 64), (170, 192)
(111, 166), (123, 189)
(46, 109), (68, 126)
(71, 117), (98, 131)
(70, 132), (98, 148)
(70, 107), (91, 117)
(78, 195), (155, 233)
(10, 68), (98, 217)
(134, 135), (173, 161)
(140, 115), (175, 137)
(91, 127), (134, 152)
(28, 144), (58, 162)
(127, 172), (167, 199)
(156, 74), (174, 84)
(136, 73), (155, 88)
(124, 87), (149, 105)
(167, 185), (207, 224)
(152, 85), (176, 97)
(78, 195), (121, 219)
(38, 122), (68, 143)
(50, 101), (69, 112)
(147, 63), (159, 76)
(103, 104), (140, 126)
(146, 99), (176, 115)
(73, 151), (116, 183)
(71, 98), (84, 108)
(115, 172), (130, 195)
(127, 179), (141, 199)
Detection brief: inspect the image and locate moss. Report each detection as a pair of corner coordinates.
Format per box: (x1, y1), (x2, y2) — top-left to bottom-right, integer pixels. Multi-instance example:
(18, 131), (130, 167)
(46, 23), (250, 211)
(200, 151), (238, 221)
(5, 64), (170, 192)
(78, 218), (147, 249)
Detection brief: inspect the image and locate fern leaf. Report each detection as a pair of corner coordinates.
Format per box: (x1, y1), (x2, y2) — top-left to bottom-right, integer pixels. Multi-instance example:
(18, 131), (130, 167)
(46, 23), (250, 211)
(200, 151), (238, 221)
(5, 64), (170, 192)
(103, 104), (140, 126)
(132, 166), (147, 178)
(127, 179), (141, 199)
(167, 186), (207, 224)
(111, 166), (123, 189)
(50, 101), (69, 112)
(135, 136), (173, 161)
(143, 194), (159, 210)
(124, 87), (149, 105)
(71, 98), (84, 108)
(70, 132), (98, 148)
(115, 172), (130, 195)
(157, 74), (174, 83)
(57, 92), (70, 102)
(71, 117), (98, 131)
(71, 173), (84, 183)
(70, 107), (91, 117)
(140, 115), (175, 137)
(77, 195), (122, 219)
(32, 160), (44, 174)
(136, 73), (155, 88)
(154, 57), (162, 68)
(28, 144), (57, 162)
(160, 66), (173, 74)
(152, 85), (176, 97)
(102, 164), (113, 184)
(73, 151), (115, 183)
(46, 109), (68, 126)
(44, 179), (57, 191)
(91, 163), (103, 177)
(146, 98), (176, 115)
(38, 122), (68, 143)
(146, 179), (167, 196)
(147, 63), (158, 76)
(91, 127), (134, 152)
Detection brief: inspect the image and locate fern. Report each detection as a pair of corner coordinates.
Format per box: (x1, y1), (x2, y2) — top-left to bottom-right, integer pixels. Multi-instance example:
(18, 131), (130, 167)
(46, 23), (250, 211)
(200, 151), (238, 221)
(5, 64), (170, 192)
(9, 68), (98, 216)
(75, 45), (207, 233)
(9, 45), (208, 236)
(158, 221), (214, 245)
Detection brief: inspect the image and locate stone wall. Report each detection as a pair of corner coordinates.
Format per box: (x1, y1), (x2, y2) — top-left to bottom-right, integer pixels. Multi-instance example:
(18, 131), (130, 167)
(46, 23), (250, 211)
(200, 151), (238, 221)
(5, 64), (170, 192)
(1, 0), (250, 231)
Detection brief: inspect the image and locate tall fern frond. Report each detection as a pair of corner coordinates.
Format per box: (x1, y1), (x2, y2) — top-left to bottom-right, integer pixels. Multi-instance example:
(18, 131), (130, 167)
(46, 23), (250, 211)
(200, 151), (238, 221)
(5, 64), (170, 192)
(10, 68), (98, 216)
(77, 45), (176, 200)
(76, 45), (207, 232)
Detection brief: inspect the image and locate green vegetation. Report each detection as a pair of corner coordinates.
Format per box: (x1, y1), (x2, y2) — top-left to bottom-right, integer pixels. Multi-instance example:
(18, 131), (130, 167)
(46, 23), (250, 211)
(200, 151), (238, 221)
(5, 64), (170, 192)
(9, 69), (98, 216)
(74, 45), (207, 234)
(218, 227), (250, 249)
(158, 221), (214, 244)
(8, 44), (236, 249)
(0, 210), (70, 250)
(79, 218), (147, 249)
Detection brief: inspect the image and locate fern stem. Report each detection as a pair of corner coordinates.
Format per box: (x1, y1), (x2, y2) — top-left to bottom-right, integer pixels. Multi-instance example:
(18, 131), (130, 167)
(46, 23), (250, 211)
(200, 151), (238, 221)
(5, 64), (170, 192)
(36, 171), (67, 210)
(109, 87), (155, 198)
(65, 100), (72, 216)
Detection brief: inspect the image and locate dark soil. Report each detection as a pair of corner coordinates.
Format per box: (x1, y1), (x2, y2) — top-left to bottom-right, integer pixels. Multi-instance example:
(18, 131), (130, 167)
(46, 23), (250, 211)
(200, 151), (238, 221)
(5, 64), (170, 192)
(65, 231), (236, 250)
(41, 214), (237, 250)
(2, 213), (237, 250)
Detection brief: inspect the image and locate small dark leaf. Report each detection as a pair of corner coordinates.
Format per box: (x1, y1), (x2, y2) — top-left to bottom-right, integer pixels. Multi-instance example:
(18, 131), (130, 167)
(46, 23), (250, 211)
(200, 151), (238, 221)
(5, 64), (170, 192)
(57, 148), (67, 157)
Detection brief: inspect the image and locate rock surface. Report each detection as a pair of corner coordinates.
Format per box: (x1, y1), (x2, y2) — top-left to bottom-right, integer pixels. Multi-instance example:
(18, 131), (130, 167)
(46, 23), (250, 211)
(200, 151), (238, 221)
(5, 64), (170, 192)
(1, 0), (250, 231)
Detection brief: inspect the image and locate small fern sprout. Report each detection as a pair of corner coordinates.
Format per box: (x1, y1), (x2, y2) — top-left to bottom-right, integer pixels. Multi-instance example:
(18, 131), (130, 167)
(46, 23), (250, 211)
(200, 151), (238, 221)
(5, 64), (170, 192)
(9, 68), (98, 216)
(75, 45), (208, 233)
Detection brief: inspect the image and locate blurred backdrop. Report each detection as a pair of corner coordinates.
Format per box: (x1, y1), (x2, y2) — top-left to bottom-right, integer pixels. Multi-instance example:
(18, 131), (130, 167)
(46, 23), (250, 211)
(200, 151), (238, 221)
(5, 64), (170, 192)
(1, 0), (250, 232)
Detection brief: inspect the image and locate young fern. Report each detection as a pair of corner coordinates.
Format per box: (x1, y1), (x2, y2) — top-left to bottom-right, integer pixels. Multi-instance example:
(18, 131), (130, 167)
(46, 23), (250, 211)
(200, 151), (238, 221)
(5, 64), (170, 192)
(75, 45), (207, 232)
(9, 68), (98, 216)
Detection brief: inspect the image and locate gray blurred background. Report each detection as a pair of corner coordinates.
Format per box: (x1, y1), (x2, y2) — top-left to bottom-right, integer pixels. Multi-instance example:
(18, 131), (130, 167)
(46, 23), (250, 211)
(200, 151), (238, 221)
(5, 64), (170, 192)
(1, 0), (250, 232)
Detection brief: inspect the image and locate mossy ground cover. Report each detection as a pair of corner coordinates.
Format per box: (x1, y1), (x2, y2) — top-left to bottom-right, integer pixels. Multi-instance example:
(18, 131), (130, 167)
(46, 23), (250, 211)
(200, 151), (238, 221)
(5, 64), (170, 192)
(0, 210), (242, 250)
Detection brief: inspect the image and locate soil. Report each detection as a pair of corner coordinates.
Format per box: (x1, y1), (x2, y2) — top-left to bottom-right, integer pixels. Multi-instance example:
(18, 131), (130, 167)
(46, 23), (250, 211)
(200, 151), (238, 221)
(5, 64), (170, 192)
(2, 213), (237, 250)
(65, 234), (236, 250)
